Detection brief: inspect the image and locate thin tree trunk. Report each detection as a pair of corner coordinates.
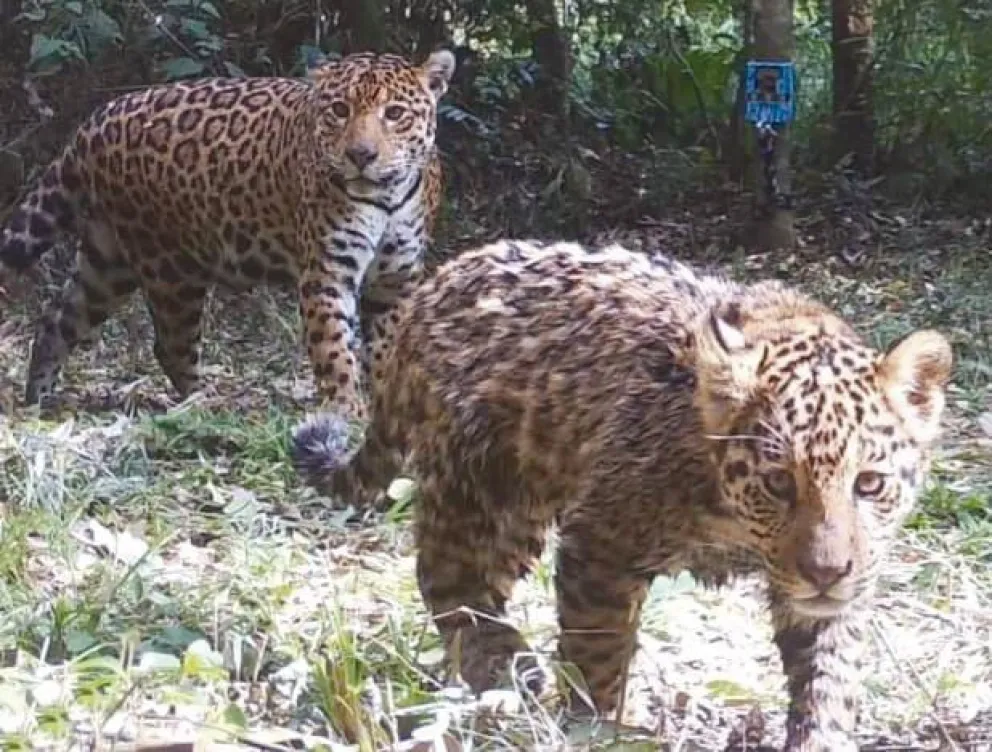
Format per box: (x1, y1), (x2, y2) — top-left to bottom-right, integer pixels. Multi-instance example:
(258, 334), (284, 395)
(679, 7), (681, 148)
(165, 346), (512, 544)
(749, 0), (796, 251)
(523, 0), (572, 130)
(0, 0), (29, 215)
(0, 0), (28, 79)
(727, 0), (753, 184)
(339, 0), (386, 54)
(832, 0), (874, 174)
(415, 2), (448, 58)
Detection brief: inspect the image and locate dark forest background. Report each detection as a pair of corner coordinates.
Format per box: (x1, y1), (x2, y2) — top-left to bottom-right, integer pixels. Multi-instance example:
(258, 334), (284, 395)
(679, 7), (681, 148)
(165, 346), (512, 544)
(0, 0), (989, 257)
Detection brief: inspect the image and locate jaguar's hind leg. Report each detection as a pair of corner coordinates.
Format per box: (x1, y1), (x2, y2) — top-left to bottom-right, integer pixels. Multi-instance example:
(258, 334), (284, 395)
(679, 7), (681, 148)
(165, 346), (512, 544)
(143, 282), (208, 398)
(415, 463), (554, 695)
(26, 235), (138, 404)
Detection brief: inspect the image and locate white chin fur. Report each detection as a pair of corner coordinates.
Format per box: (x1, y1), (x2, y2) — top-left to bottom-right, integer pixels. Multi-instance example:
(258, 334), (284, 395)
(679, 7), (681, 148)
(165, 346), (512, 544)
(789, 595), (852, 620)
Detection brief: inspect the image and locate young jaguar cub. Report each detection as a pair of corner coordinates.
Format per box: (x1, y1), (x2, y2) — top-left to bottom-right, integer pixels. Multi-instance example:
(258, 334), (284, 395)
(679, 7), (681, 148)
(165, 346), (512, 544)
(298, 239), (953, 751)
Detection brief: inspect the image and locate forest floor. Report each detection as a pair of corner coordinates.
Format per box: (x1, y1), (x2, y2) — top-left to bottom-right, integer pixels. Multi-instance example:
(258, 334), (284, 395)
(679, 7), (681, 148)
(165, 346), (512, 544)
(1, 185), (991, 751)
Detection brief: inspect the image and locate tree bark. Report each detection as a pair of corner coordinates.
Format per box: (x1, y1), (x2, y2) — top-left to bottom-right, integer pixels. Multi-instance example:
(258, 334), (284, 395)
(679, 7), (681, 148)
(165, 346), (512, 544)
(832, 0), (874, 174)
(749, 0), (796, 251)
(523, 0), (572, 130)
(339, 0), (386, 54)
(727, 0), (753, 184)
(414, 2), (449, 58)
(0, 0), (27, 76)
(0, 0), (30, 215)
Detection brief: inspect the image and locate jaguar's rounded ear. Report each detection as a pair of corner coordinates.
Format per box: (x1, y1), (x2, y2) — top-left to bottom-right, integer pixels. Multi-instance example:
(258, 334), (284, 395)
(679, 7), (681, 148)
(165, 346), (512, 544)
(418, 49), (457, 100)
(877, 329), (953, 444)
(709, 309), (747, 353)
(694, 304), (760, 375)
(691, 304), (766, 433)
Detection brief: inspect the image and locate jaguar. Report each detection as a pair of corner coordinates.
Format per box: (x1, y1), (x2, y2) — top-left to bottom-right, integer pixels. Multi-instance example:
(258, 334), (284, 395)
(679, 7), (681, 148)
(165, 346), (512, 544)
(296, 238), (953, 751)
(0, 50), (455, 461)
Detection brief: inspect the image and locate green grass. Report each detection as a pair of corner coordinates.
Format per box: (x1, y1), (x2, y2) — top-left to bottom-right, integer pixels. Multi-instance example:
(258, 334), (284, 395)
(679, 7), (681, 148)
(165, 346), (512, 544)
(1, 211), (991, 750)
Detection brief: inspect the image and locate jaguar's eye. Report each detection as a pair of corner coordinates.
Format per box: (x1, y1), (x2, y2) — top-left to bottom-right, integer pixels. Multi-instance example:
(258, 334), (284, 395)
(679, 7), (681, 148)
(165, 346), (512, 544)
(384, 105), (405, 121)
(854, 471), (885, 497)
(762, 468), (797, 502)
(330, 100), (350, 119)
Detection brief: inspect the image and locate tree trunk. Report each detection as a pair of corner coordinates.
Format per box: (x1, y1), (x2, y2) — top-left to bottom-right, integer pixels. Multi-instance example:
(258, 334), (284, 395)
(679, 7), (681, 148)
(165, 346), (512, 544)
(831, 0), (874, 174)
(523, 0), (572, 130)
(521, 0), (590, 218)
(415, 3), (448, 58)
(339, 0), (386, 54)
(727, 0), (753, 184)
(749, 0), (796, 251)
(0, 0), (27, 78)
(0, 0), (30, 215)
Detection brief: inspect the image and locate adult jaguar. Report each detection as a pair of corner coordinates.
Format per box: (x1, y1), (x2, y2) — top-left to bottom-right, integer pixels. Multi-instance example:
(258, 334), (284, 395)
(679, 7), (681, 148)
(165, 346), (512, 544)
(0, 50), (455, 453)
(296, 238), (953, 751)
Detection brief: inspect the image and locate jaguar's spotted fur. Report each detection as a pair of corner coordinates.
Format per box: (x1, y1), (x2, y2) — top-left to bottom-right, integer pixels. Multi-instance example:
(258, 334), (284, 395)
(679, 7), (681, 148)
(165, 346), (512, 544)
(0, 51), (455, 464)
(313, 238), (953, 751)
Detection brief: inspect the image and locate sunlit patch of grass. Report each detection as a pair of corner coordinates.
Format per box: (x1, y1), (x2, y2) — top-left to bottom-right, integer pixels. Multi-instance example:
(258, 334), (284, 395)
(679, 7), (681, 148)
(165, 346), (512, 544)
(132, 406), (293, 464)
(1, 223), (991, 748)
(310, 605), (446, 749)
(0, 506), (48, 585)
(909, 481), (992, 532)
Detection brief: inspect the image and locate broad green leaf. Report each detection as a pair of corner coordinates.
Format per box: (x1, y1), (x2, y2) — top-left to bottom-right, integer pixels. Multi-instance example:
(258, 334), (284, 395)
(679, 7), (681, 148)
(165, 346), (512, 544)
(224, 61), (247, 78)
(157, 624), (205, 649)
(181, 17), (211, 41)
(15, 7), (46, 22)
(194, 34), (224, 54)
(63, 628), (99, 656)
(35, 706), (71, 738)
(222, 703), (248, 729)
(197, 1), (222, 20)
(185, 638), (224, 667)
(135, 651), (182, 675)
(181, 643), (227, 681)
(705, 678), (754, 702)
(74, 655), (126, 676)
(28, 34), (84, 74)
(82, 7), (124, 48)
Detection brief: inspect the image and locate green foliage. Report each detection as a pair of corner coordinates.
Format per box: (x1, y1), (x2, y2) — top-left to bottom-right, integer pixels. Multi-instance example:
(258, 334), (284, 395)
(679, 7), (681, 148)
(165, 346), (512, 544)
(909, 483), (991, 531)
(872, 0), (992, 196)
(152, 0), (236, 79)
(7, 0), (992, 211)
(17, 0), (241, 80)
(133, 408), (292, 464)
(19, 0), (123, 75)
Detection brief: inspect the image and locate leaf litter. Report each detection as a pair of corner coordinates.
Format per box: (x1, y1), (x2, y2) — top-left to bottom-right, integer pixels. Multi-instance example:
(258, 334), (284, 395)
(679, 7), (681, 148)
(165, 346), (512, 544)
(0, 196), (991, 750)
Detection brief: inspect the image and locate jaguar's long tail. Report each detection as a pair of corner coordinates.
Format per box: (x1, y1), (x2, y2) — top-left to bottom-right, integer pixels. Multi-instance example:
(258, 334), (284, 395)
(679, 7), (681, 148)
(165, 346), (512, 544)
(290, 399), (407, 509)
(291, 301), (419, 509)
(1, 151), (80, 277)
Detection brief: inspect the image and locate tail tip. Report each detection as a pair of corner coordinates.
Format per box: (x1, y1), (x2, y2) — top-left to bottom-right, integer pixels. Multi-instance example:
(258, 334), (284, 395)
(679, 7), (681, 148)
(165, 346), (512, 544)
(1, 213), (46, 272)
(0, 234), (31, 272)
(291, 412), (364, 484)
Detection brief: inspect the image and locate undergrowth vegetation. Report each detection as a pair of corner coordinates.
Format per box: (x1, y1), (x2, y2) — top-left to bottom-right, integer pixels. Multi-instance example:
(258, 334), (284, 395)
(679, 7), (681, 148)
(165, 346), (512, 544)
(2, 211), (991, 749)
(2, 0), (991, 236)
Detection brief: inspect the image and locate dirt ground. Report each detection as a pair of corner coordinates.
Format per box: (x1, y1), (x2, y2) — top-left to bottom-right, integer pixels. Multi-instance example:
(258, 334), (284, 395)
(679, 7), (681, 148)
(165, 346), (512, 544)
(1, 187), (991, 750)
